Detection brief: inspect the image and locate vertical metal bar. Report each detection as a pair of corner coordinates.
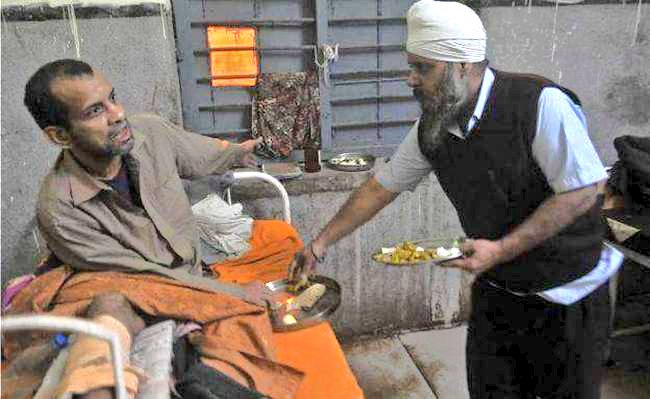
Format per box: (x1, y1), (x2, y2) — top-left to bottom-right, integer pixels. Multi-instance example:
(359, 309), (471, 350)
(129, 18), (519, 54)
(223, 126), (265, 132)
(174, 0), (202, 131)
(253, 0), (260, 19)
(253, 0), (261, 78)
(375, 0), (382, 142)
(315, 0), (333, 150)
(210, 79), (217, 130)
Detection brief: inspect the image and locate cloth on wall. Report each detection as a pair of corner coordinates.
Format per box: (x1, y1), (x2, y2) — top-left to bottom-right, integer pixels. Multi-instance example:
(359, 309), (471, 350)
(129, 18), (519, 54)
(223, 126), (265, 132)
(251, 71), (320, 159)
(210, 220), (303, 284)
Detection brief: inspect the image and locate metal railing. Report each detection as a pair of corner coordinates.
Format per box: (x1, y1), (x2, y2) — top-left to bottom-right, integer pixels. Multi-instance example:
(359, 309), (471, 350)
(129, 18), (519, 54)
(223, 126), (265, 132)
(2, 315), (128, 399)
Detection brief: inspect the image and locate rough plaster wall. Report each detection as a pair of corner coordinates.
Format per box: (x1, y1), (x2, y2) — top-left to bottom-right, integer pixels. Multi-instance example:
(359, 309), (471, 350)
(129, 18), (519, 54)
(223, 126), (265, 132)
(1, 15), (181, 285)
(483, 4), (650, 166)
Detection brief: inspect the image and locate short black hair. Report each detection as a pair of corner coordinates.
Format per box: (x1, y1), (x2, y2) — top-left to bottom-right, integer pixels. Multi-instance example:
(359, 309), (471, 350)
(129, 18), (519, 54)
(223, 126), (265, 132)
(24, 59), (94, 129)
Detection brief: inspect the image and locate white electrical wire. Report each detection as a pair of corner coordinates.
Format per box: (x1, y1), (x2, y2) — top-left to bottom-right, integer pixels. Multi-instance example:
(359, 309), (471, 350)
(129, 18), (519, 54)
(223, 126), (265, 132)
(67, 5), (81, 59)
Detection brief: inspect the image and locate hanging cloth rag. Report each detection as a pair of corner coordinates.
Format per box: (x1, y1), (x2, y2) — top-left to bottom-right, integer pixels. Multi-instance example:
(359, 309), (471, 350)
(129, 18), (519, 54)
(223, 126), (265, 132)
(251, 71), (320, 159)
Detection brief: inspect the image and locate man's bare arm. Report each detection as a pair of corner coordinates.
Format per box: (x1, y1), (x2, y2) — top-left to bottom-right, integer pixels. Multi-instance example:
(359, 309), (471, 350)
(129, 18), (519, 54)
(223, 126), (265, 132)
(447, 181), (603, 273)
(499, 182), (602, 261)
(305, 177), (398, 269)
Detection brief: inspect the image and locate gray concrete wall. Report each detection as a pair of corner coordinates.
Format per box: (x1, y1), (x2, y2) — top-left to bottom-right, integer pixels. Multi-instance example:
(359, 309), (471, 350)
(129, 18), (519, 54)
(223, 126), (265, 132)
(1, 11), (181, 285)
(483, 3), (650, 166)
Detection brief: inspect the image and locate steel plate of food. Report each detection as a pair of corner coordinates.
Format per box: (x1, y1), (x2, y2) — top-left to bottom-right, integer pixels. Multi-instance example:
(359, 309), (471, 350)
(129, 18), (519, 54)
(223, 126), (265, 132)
(266, 275), (341, 332)
(372, 238), (464, 265)
(327, 153), (375, 172)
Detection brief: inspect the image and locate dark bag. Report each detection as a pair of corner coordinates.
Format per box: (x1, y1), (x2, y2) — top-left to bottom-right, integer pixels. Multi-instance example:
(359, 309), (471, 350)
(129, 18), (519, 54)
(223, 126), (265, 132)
(608, 135), (650, 209)
(173, 336), (267, 399)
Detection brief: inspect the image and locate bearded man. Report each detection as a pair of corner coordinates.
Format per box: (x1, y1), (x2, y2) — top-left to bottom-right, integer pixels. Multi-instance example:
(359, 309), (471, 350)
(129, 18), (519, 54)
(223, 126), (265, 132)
(296, 1), (622, 397)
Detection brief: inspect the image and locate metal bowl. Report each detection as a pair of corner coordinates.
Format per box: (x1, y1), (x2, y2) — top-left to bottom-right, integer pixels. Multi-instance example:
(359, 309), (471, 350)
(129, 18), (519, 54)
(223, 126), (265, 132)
(327, 153), (376, 172)
(261, 162), (303, 181)
(266, 275), (341, 332)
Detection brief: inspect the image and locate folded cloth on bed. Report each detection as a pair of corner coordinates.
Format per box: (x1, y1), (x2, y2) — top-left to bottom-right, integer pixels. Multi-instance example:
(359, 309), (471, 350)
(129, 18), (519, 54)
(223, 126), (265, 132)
(192, 194), (253, 264)
(210, 220), (303, 284)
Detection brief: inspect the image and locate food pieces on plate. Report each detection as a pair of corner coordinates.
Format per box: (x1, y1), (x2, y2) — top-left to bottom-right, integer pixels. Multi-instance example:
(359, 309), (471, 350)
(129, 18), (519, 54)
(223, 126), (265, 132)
(371, 241), (432, 264)
(272, 291), (294, 309)
(435, 246), (462, 258)
(292, 283), (326, 311)
(272, 296), (299, 325)
(330, 156), (368, 167)
(274, 283), (327, 327)
(372, 241), (461, 265)
(270, 276), (338, 329)
(287, 275), (309, 293)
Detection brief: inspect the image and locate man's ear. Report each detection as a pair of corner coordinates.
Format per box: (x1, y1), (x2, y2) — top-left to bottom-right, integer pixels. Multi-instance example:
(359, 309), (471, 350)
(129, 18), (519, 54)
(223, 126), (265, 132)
(43, 126), (72, 147)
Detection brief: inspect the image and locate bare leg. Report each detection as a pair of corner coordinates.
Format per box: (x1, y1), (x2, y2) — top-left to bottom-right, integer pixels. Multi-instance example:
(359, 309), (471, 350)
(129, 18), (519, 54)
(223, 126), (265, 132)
(77, 292), (145, 399)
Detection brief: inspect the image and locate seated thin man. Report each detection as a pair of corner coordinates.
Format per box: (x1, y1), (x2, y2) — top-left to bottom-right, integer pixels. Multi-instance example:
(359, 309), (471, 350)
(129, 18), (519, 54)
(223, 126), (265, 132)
(25, 59), (273, 306)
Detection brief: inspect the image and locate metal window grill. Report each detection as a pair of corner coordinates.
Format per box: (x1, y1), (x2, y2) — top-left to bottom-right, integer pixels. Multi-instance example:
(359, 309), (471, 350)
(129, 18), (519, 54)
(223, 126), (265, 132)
(206, 26), (259, 87)
(173, 0), (419, 157)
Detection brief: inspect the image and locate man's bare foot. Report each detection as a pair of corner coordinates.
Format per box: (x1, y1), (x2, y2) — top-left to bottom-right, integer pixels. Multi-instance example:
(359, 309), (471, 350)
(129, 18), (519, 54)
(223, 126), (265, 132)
(75, 293), (145, 399)
(86, 292), (145, 337)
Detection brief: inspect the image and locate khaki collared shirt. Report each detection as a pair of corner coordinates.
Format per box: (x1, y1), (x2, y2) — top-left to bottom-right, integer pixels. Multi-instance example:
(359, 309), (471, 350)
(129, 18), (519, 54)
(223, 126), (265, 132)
(37, 113), (248, 296)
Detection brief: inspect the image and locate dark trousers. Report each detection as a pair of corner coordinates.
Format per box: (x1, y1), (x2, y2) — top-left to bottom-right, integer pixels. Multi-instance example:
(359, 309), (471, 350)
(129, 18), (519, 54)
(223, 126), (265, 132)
(467, 277), (610, 399)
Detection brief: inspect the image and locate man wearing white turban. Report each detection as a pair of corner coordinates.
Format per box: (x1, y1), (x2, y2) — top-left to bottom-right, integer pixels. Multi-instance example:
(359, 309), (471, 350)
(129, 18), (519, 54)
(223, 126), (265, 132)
(297, 2), (620, 397)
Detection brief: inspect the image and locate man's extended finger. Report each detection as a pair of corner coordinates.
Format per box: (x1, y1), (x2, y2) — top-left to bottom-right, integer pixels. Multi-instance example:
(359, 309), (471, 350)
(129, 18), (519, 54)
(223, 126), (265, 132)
(289, 252), (306, 278)
(305, 260), (317, 275)
(440, 258), (470, 270)
(241, 154), (260, 168)
(459, 239), (475, 254)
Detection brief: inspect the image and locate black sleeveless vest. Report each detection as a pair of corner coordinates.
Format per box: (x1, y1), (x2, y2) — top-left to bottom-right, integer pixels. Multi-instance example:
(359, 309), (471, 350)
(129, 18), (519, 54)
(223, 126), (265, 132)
(419, 70), (605, 292)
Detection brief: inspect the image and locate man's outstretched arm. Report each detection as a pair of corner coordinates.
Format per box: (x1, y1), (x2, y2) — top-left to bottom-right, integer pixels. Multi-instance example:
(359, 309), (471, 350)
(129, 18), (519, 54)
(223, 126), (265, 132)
(38, 201), (274, 306)
(302, 176), (399, 273)
(446, 88), (608, 274)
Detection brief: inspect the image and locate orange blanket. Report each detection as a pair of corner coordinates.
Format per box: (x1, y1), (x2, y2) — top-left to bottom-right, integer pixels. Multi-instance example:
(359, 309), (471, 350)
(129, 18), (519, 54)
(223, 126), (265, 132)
(3, 267), (304, 399)
(211, 220), (303, 284)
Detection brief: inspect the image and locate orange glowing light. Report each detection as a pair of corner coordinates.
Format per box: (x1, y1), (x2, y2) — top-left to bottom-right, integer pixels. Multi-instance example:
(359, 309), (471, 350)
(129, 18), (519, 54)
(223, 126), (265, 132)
(207, 26), (258, 87)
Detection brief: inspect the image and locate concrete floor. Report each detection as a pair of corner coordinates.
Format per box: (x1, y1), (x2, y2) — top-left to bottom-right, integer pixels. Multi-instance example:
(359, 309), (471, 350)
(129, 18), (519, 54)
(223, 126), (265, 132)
(342, 325), (650, 399)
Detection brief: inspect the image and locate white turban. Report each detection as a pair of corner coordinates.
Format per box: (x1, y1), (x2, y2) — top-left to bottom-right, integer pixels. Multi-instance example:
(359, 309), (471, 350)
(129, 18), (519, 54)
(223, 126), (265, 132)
(406, 0), (487, 63)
